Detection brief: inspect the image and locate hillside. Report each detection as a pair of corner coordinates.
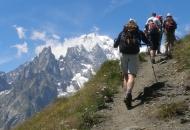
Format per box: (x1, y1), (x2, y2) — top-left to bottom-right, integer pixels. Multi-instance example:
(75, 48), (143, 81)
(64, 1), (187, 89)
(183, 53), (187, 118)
(91, 35), (190, 130)
(13, 60), (121, 130)
(13, 35), (190, 130)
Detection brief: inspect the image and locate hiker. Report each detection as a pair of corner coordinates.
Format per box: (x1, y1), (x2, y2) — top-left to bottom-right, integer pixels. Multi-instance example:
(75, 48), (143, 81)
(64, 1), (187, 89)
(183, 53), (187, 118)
(114, 19), (150, 109)
(156, 15), (164, 54)
(146, 12), (161, 30)
(163, 13), (177, 58)
(144, 19), (160, 64)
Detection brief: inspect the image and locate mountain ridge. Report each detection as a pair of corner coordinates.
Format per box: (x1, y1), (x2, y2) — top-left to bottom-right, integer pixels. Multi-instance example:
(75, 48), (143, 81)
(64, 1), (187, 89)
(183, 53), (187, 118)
(0, 33), (119, 130)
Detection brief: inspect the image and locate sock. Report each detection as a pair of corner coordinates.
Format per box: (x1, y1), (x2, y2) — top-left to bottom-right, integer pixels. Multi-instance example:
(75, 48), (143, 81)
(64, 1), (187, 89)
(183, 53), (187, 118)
(125, 89), (132, 96)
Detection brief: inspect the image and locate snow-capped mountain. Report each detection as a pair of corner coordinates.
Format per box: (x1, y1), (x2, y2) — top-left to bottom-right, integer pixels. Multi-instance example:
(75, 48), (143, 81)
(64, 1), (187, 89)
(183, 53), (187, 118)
(36, 33), (119, 59)
(56, 33), (119, 97)
(0, 33), (119, 130)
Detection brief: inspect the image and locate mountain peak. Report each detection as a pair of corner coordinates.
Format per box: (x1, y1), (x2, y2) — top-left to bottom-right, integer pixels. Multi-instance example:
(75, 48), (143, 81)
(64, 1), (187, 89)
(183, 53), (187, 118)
(80, 33), (97, 39)
(40, 46), (52, 55)
(49, 33), (114, 58)
(37, 47), (56, 64)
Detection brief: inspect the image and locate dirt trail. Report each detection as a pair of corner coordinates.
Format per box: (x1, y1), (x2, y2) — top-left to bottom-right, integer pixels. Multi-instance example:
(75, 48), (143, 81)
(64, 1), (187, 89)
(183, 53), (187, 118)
(92, 56), (190, 130)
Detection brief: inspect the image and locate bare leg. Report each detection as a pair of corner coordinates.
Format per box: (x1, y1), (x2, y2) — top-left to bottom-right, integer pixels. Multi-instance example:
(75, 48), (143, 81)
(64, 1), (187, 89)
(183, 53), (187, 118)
(123, 73), (135, 109)
(166, 41), (173, 58)
(165, 43), (169, 55)
(169, 42), (174, 54)
(126, 74), (135, 94)
(123, 73), (135, 95)
(123, 73), (128, 94)
(150, 50), (156, 63)
(150, 50), (155, 58)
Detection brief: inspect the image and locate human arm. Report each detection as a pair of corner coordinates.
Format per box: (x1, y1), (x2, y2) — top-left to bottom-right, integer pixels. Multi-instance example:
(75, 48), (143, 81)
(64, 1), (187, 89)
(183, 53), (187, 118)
(113, 32), (122, 48)
(139, 30), (150, 46)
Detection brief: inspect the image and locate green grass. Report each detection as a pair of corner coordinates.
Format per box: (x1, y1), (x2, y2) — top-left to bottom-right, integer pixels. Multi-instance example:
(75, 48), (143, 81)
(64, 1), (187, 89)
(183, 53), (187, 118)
(156, 101), (188, 119)
(13, 60), (121, 130)
(173, 34), (190, 70)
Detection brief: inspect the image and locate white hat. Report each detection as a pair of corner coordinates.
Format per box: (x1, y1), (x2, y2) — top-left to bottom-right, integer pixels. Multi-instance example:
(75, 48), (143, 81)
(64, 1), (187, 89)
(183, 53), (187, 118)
(166, 13), (172, 17)
(129, 18), (136, 23)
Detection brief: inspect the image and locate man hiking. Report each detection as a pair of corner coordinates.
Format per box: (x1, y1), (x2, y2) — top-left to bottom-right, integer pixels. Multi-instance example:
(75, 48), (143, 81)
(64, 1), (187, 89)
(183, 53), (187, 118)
(114, 19), (150, 109)
(146, 12), (161, 30)
(163, 13), (177, 58)
(144, 13), (161, 64)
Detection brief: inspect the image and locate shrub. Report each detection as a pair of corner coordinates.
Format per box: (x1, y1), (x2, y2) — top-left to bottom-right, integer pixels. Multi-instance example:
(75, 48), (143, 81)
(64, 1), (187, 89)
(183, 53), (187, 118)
(156, 101), (188, 119)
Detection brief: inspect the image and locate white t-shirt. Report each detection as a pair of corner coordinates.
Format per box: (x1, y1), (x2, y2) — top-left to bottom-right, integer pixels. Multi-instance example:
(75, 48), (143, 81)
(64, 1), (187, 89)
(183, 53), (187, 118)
(146, 16), (161, 28)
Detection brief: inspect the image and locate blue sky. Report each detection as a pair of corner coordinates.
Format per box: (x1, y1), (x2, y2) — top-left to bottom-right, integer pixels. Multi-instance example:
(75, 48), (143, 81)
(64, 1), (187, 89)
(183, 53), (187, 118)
(0, 0), (190, 72)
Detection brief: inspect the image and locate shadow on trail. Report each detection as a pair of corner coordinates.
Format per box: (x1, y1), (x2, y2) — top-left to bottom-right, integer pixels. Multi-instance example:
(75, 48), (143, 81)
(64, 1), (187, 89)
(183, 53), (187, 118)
(131, 82), (166, 109)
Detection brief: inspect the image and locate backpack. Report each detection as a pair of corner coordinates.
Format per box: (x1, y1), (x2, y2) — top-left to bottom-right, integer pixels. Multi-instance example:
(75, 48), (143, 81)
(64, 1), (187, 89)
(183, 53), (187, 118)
(148, 21), (159, 34)
(118, 23), (141, 54)
(165, 18), (176, 32)
(156, 15), (163, 24)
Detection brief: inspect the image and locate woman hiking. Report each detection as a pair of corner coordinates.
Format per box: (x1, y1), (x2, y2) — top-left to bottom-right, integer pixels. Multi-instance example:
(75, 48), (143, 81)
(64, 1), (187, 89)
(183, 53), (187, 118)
(114, 19), (150, 109)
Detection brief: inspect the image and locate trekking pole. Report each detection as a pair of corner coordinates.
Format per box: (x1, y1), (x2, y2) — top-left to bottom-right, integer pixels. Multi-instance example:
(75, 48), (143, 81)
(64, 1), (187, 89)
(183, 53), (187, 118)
(147, 46), (158, 83)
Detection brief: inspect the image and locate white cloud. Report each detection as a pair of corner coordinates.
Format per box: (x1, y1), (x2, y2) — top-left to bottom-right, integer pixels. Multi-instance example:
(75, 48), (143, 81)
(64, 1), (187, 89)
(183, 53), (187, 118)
(13, 25), (26, 39)
(30, 30), (61, 41)
(30, 31), (47, 41)
(52, 34), (61, 40)
(35, 39), (63, 57)
(12, 42), (28, 57)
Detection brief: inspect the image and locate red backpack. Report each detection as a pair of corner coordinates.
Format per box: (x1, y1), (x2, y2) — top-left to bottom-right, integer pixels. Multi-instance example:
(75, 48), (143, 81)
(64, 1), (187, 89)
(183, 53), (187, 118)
(148, 21), (159, 34)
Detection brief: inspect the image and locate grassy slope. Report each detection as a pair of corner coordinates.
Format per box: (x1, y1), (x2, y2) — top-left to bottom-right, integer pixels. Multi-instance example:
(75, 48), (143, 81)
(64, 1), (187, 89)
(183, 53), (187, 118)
(154, 34), (190, 120)
(13, 60), (121, 130)
(173, 34), (190, 70)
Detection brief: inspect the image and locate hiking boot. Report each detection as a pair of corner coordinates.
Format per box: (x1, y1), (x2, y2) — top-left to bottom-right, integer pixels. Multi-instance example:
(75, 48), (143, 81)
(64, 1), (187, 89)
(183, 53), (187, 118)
(124, 93), (132, 109)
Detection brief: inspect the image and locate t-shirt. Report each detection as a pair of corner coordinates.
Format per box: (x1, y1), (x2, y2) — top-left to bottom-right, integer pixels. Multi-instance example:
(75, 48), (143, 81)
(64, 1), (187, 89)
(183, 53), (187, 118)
(146, 16), (161, 29)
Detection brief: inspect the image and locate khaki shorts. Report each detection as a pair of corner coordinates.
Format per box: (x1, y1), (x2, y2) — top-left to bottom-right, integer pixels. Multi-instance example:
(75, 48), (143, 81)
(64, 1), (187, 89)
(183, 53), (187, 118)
(165, 32), (176, 45)
(120, 54), (139, 76)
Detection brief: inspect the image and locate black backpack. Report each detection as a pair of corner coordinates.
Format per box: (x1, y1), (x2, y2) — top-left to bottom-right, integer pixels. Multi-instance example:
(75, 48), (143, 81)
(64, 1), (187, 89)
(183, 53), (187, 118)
(165, 18), (177, 32)
(118, 25), (141, 54)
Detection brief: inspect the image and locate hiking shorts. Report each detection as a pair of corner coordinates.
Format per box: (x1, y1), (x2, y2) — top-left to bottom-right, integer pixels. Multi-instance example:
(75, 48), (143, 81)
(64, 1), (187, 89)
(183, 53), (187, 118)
(120, 54), (139, 76)
(150, 42), (159, 50)
(148, 33), (160, 51)
(165, 32), (176, 45)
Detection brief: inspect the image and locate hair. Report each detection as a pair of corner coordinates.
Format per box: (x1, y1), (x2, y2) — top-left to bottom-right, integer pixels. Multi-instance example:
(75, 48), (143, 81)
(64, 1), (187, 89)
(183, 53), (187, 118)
(152, 12), (156, 17)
